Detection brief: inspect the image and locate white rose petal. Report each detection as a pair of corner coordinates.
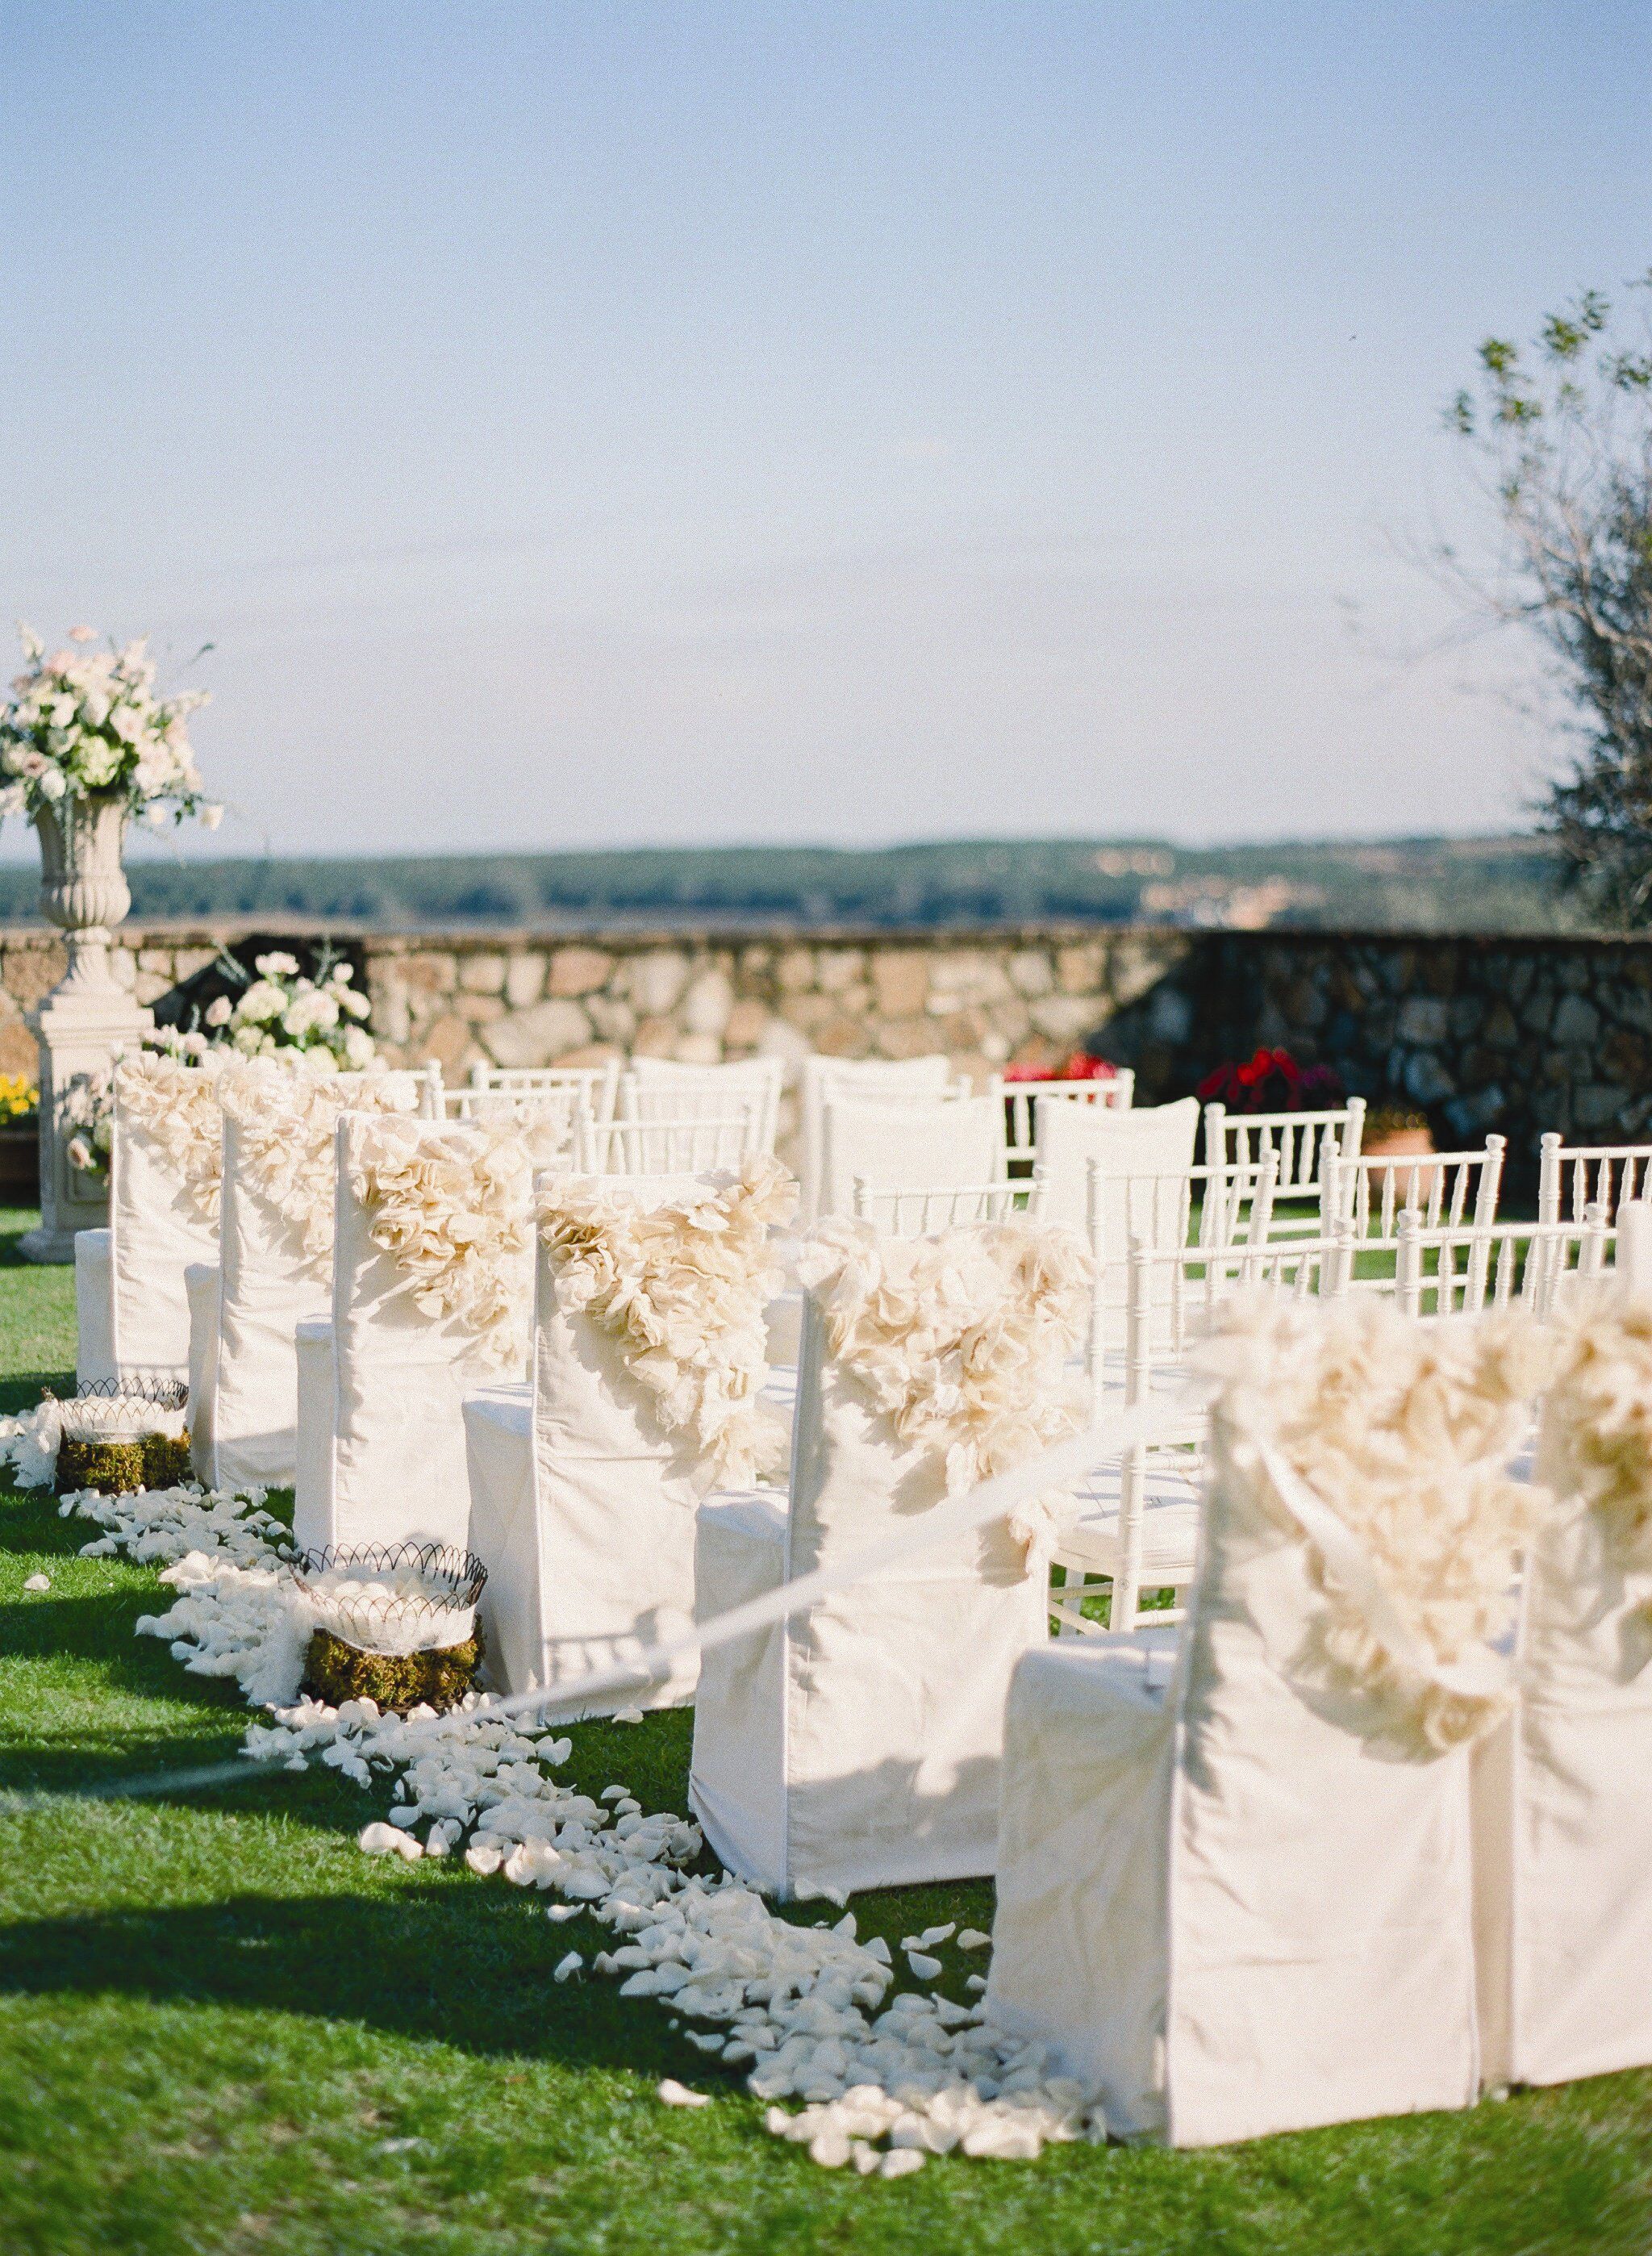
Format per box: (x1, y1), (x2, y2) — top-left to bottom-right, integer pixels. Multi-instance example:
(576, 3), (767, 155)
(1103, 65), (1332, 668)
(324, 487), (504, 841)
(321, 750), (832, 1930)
(657, 2080), (711, 2109)
(23, 1572), (50, 1592)
(553, 1951), (582, 1982)
(904, 1952), (943, 1980)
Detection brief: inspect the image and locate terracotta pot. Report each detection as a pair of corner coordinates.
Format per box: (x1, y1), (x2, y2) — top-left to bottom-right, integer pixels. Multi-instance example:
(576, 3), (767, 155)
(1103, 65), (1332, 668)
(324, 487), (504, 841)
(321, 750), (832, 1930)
(1362, 1125), (1438, 1206)
(1363, 1126), (1436, 1160)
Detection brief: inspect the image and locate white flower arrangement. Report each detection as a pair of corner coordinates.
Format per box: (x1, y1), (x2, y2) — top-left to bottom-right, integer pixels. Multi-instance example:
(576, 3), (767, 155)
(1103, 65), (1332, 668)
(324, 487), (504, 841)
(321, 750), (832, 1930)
(1540, 1289), (1652, 1577)
(113, 1049), (232, 1221)
(537, 1155), (799, 1489)
(61, 1026), (218, 1180)
(0, 622), (219, 827)
(796, 1218), (1095, 1562)
(351, 1114), (565, 1373)
(1195, 1296), (1550, 1754)
(213, 950), (375, 1070)
(218, 1058), (422, 1276)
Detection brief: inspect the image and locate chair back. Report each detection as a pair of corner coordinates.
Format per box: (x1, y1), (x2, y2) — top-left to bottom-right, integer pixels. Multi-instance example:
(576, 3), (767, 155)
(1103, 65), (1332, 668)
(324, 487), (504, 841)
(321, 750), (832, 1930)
(469, 1058), (620, 1122)
(625, 1055), (783, 1151)
(799, 1054), (954, 1215)
(817, 1091), (1005, 1220)
(849, 1179), (1026, 1235)
(574, 1104), (765, 1175)
(1004, 1072), (1134, 1174)
(1326, 1136), (1505, 1241)
(1203, 1097), (1366, 1202)
(1032, 1096), (1200, 1234)
(108, 1057), (225, 1382)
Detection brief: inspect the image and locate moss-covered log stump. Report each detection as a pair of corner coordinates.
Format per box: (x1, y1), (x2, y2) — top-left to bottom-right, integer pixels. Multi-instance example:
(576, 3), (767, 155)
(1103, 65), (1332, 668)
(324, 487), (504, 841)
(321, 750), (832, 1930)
(301, 1625), (483, 1715)
(55, 1430), (194, 1496)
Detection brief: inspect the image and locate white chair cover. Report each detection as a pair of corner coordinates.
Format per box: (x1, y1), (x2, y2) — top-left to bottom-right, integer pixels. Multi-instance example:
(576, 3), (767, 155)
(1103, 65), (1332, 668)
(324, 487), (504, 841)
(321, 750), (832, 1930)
(690, 1221), (1077, 1899)
(626, 1056), (784, 1151)
(1474, 1297), (1652, 2088)
(799, 1054), (953, 1218)
(74, 1229), (115, 1388)
(1031, 1096), (1200, 1238)
(292, 1114), (536, 1556)
(817, 1092), (1003, 1222)
(199, 1070), (423, 1491)
(107, 1057), (224, 1382)
(989, 1301), (1537, 2146)
(465, 1166), (790, 1716)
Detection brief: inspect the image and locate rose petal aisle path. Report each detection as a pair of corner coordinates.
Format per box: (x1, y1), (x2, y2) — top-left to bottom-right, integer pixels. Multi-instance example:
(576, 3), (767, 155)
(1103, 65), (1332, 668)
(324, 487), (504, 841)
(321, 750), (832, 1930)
(0, 1207), (1648, 2256)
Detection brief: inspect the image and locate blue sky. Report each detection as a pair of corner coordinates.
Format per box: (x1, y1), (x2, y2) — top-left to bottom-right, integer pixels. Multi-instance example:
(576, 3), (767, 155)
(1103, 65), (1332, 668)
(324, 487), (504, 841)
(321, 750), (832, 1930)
(4, 2), (1649, 860)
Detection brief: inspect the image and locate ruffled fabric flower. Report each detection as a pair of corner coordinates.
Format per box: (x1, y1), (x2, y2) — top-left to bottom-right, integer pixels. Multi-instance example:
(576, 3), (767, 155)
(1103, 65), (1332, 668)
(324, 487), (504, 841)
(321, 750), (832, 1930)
(796, 1218), (1094, 1562)
(537, 1155), (799, 1490)
(1538, 1290), (1652, 1648)
(1195, 1297), (1551, 1753)
(219, 1059), (422, 1277)
(115, 1050), (228, 1221)
(351, 1114), (565, 1373)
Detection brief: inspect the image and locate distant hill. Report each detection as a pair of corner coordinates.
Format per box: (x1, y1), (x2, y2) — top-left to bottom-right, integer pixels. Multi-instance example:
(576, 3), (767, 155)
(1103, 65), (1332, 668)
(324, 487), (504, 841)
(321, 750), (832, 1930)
(0, 834), (1582, 934)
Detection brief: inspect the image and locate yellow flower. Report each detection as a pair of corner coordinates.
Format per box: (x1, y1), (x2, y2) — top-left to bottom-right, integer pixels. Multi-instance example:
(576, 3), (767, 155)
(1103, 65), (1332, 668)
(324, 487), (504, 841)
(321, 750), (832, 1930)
(0, 1074), (39, 1123)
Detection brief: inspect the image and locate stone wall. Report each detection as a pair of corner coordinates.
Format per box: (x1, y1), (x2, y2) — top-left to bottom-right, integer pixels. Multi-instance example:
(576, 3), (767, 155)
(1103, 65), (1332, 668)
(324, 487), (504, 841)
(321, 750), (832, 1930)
(0, 920), (1646, 1194)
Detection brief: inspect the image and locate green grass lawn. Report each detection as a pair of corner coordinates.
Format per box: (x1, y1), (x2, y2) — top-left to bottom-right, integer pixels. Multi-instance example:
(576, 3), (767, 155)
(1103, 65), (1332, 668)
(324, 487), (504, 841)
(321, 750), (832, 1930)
(2, 1211), (1650, 2254)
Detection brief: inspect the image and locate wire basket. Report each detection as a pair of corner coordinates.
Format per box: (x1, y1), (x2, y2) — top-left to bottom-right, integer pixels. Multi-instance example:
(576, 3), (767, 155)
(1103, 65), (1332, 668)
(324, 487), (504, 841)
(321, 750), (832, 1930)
(292, 1542), (488, 1656)
(54, 1374), (190, 1442)
(50, 1377), (192, 1495)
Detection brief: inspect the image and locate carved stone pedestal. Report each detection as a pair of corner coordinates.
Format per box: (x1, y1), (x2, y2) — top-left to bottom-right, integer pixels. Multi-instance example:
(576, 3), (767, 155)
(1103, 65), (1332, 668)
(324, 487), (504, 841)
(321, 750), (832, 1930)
(18, 795), (152, 1264)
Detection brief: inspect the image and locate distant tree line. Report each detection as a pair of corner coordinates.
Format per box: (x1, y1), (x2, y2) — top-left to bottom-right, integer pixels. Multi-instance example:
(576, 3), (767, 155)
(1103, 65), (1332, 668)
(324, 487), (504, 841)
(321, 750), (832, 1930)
(0, 835), (1574, 934)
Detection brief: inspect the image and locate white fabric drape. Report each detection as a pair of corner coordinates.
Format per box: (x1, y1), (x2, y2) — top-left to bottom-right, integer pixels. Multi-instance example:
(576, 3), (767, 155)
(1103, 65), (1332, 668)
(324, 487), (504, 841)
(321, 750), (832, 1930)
(293, 1117), (530, 1555)
(987, 1411), (1488, 2146)
(690, 1288), (1048, 1899)
(1031, 1096), (1200, 1238)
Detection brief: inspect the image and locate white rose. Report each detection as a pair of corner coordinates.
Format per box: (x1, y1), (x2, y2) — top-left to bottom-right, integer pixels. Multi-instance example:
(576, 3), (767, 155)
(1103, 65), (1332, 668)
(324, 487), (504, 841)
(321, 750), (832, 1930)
(108, 705), (142, 744)
(79, 689), (110, 729)
(232, 1023), (264, 1054)
(255, 952), (301, 979)
(38, 768), (66, 801)
(340, 987), (371, 1020)
(201, 802), (223, 829)
(236, 979), (288, 1024)
(203, 996), (232, 1028)
(342, 1025), (376, 1069)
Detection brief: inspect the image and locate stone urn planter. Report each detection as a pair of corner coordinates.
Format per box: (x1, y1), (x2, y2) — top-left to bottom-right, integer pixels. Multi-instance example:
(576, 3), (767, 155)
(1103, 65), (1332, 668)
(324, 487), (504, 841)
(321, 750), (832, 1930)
(19, 793), (152, 1263)
(35, 793), (135, 992)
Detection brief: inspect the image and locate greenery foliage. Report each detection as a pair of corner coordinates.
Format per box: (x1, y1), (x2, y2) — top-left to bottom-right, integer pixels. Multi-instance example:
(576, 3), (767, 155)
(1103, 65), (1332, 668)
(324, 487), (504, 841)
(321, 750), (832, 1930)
(1446, 280), (1652, 922)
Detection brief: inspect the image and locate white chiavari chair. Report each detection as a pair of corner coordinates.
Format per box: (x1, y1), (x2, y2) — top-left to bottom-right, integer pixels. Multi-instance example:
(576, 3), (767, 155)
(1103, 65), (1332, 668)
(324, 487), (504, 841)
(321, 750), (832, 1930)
(1538, 1134), (1652, 1252)
(573, 1103), (766, 1176)
(849, 1179), (1030, 1235)
(624, 1055), (785, 1153)
(1334, 1205), (1610, 1321)
(469, 1059), (620, 1122)
(1053, 1206), (1341, 1638)
(1004, 1072), (1134, 1178)
(816, 1089), (1005, 1221)
(798, 1054), (957, 1216)
(1325, 1135), (1505, 1243)
(1030, 1096), (1201, 1233)
(1202, 1096), (1366, 1237)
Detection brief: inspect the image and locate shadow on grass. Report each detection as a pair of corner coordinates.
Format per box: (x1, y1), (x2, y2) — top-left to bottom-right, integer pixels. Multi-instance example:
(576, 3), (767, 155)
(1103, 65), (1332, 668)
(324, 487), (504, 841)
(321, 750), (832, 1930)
(0, 1885), (718, 2087)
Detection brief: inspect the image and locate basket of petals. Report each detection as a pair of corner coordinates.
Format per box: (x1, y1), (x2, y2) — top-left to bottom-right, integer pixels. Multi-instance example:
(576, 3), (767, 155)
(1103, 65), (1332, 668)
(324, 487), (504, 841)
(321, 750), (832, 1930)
(293, 1542), (489, 1714)
(52, 1377), (192, 1495)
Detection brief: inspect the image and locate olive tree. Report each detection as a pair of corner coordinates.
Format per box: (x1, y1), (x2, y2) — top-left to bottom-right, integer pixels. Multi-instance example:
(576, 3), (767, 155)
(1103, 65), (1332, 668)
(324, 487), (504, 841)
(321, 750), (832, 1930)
(1443, 279), (1652, 921)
